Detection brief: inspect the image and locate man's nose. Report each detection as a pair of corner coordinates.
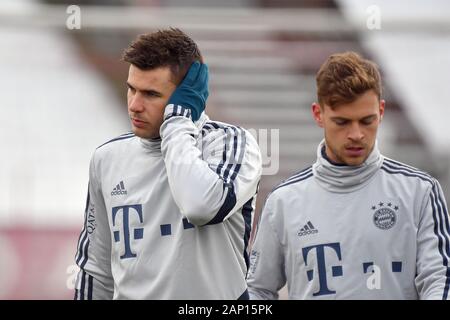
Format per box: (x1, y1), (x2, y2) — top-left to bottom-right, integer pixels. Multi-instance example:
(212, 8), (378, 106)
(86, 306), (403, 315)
(129, 92), (144, 112)
(348, 123), (364, 141)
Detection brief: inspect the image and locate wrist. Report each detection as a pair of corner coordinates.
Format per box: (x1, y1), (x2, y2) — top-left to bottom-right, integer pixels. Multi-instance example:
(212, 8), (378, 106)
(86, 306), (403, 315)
(164, 104), (193, 122)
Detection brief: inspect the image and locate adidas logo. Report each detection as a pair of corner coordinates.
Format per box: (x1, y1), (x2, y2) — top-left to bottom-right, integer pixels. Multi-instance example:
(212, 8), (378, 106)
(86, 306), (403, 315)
(111, 181), (127, 196)
(297, 221), (318, 237)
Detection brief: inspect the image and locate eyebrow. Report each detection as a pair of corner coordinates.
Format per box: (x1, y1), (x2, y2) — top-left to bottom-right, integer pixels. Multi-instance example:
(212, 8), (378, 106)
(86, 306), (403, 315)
(330, 114), (377, 122)
(126, 82), (162, 97)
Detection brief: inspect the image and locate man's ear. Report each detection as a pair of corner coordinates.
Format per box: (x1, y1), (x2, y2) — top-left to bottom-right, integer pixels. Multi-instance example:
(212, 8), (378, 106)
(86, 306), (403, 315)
(379, 99), (385, 122)
(312, 102), (324, 128)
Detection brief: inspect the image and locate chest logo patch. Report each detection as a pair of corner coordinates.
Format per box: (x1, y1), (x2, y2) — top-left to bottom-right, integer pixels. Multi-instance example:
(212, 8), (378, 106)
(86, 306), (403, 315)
(371, 202), (398, 230)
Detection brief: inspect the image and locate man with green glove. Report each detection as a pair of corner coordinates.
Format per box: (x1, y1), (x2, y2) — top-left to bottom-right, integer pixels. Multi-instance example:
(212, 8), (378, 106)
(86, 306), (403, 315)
(74, 28), (262, 299)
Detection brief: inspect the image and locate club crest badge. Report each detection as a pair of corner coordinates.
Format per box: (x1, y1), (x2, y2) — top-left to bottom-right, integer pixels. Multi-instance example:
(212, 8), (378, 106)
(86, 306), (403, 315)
(371, 202), (399, 230)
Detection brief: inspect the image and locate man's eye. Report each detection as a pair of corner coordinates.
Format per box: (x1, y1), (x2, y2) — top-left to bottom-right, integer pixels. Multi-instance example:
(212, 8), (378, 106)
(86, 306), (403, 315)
(144, 91), (160, 98)
(334, 120), (348, 126)
(361, 118), (374, 125)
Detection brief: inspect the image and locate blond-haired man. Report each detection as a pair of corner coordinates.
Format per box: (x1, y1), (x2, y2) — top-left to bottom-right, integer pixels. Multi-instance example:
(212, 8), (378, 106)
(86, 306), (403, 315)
(247, 52), (450, 300)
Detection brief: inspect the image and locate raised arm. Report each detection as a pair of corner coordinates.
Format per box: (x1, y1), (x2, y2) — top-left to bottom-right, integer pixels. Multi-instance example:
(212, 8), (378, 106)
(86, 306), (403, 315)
(160, 62), (262, 225)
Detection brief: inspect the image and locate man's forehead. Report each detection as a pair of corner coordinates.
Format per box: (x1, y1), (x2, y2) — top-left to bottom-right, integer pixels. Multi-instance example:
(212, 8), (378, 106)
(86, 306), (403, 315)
(127, 65), (174, 90)
(325, 105), (379, 120)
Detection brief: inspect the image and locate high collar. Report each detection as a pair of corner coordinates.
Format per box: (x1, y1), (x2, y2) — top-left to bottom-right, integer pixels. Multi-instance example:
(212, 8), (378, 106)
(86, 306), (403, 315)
(312, 139), (384, 193)
(139, 136), (163, 154)
(139, 111), (209, 154)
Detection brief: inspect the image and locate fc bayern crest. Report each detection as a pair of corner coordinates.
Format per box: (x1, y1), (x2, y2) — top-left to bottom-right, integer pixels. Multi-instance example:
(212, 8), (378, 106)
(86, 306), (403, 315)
(371, 202), (399, 230)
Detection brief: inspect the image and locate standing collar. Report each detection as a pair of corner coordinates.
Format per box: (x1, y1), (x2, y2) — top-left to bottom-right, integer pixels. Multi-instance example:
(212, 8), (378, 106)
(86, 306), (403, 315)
(312, 139), (384, 193)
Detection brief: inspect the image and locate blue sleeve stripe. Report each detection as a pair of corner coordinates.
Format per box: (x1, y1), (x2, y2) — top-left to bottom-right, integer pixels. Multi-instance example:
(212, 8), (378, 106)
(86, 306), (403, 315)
(204, 183), (237, 225)
(216, 128), (230, 177)
(87, 274), (94, 300)
(434, 185), (450, 255)
(380, 165), (433, 184)
(229, 127), (246, 182)
(284, 166), (313, 183)
(75, 186), (90, 266)
(204, 122), (220, 130)
(201, 124), (214, 134)
(434, 184), (450, 299)
(206, 126), (246, 224)
(204, 122), (245, 183)
(217, 126), (246, 184)
(430, 184), (450, 299)
(75, 231), (87, 265)
(383, 160), (432, 181)
(76, 207), (90, 268)
(96, 133), (134, 149)
(222, 128), (238, 181)
(200, 122), (248, 225)
(271, 169), (313, 193)
(384, 164), (449, 299)
(79, 271), (86, 300)
(269, 166), (313, 194)
(242, 196), (255, 271)
(76, 271), (94, 300)
(80, 240), (90, 269)
(184, 107), (191, 118)
(229, 164), (242, 182)
(383, 160), (433, 183)
(201, 122), (223, 137)
(384, 158), (429, 175)
(164, 105), (192, 121)
(221, 139), (237, 182)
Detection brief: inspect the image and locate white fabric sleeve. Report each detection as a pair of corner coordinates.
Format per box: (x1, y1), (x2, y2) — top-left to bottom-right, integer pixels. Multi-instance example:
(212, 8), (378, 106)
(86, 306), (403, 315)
(74, 152), (114, 300)
(247, 196), (286, 300)
(160, 104), (262, 226)
(415, 179), (450, 300)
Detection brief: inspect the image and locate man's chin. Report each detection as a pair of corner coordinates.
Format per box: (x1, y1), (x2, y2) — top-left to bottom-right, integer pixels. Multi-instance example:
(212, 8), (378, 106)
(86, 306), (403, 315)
(342, 155), (367, 166)
(131, 127), (158, 139)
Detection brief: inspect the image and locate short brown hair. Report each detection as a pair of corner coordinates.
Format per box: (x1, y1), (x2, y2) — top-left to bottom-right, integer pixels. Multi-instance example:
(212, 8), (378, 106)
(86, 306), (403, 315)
(316, 51), (381, 108)
(122, 28), (203, 84)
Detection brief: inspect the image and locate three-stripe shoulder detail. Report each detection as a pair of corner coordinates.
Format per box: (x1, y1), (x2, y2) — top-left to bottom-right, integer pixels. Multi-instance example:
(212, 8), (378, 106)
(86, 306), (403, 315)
(381, 158), (433, 185)
(96, 132), (135, 149)
(203, 121), (247, 225)
(271, 166), (314, 194)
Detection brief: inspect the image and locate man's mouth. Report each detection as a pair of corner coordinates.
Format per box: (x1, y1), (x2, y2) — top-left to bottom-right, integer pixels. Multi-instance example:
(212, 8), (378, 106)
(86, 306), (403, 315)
(345, 146), (365, 157)
(131, 117), (147, 128)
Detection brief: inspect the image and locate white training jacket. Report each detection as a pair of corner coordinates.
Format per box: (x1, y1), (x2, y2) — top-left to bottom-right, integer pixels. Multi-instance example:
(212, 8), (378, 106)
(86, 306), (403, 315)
(247, 140), (450, 300)
(74, 104), (262, 299)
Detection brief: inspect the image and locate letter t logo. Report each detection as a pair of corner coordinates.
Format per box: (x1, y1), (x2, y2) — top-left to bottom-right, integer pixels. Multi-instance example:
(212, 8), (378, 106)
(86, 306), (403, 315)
(302, 242), (343, 296)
